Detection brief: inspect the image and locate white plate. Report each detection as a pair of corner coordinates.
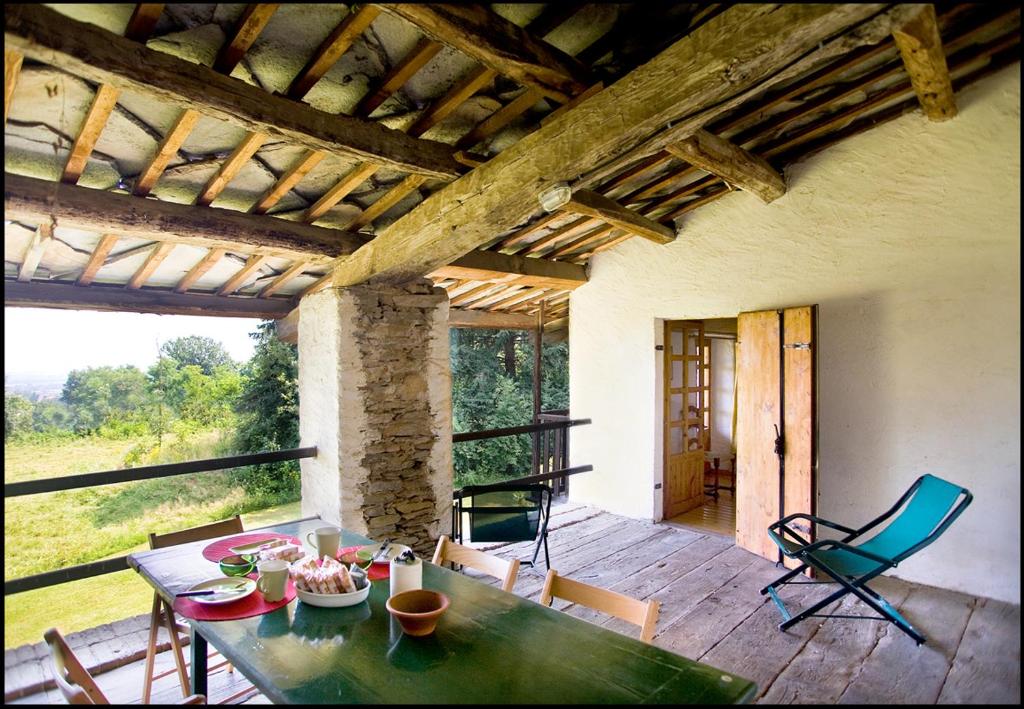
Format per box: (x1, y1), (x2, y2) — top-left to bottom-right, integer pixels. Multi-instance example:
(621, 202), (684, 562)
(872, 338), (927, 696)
(359, 543), (412, 565)
(184, 577), (257, 605)
(296, 584), (371, 608)
(228, 538), (287, 556)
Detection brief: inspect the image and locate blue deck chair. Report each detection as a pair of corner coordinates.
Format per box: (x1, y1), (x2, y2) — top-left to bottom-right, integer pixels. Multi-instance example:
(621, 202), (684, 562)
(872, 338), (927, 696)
(760, 474), (972, 645)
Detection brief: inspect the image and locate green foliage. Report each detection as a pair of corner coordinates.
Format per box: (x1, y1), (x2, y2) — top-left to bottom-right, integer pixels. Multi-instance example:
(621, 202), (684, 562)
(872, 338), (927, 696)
(31, 399), (73, 434)
(232, 321), (300, 501)
(158, 335), (236, 375)
(61, 365), (151, 434)
(4, 393), (34, 440)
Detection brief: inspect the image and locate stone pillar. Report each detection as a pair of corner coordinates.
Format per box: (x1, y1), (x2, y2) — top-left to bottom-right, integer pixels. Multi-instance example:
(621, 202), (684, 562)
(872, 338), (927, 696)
(298, 278), (453, 556)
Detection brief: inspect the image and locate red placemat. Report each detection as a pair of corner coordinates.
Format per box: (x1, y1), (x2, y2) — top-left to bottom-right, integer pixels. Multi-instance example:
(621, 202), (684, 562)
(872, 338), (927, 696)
(173, 579), (297, 621)
(339, 545), (390, 581)
(202, 533), (302, 562)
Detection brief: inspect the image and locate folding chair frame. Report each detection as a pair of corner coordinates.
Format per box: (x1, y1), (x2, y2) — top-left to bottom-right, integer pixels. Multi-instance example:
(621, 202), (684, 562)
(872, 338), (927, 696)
(760, 475), (972, 646)
(452, 482), (553, 570)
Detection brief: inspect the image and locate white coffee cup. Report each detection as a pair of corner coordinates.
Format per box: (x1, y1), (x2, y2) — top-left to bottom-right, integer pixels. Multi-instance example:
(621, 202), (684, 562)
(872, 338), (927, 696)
(256, 559), (289, 602)
(306, 526), (341, 559)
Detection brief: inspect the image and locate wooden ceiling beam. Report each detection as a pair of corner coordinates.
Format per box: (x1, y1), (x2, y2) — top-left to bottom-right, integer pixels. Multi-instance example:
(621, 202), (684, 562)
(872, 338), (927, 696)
(429, 250), (586, 290)
(4, 4), (463, 180)
(303, 161), (379, 223)
(374, 4), (591, 103)
(893, 4), (957, 121)
(347, 175), (427, 231)
(77, 234), (119, 286)
(5, 49), (23, 125)
(449, 308), (537, 330)
(287, 5), (381, 100)
(134, 109), (201, 197)
(565, 190), (675, 244)
(328, 4), (885, 287)
(61, 84), (121, 184)
(17, 223), (53, 283)
(5, 172), (363, 260)
(219, 254), (268, 296)
(259, 260), (309, 298)
(549, 223), (617, 260)
(195, 131), (268, 206)
(251, 149), (326, 215)
(665, 130), (786, 205)
(215, 4), (281, 75)
(521, 216), (600, 256)
(355, 37), (443, 118)
(123, 4), (165, 42)
(126, 242), (174, 289)
(5, 280), (294, 319)
(174, 247), (226, 294)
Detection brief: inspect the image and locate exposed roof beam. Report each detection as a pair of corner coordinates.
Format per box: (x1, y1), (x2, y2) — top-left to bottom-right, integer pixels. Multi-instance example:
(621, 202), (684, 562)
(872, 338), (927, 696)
(77, 234), (119, 286)
(214, 4), (280, 75)
(374, 4), (591, 102)
(17, 223), (53, 283)
(258, 260), (309, 298)
(5, 173), (364, 261)
(126, 242), (174, 289)
(5, 280), (293, 319)
(219, 255), (268, 296)
(565, 190), (675, 244)
(61, 84), (120, 184)
(123, 4), (165, 42)
(893, 4), (957, 121)
(134, 109), (201, 197)
(287, 5), (381, 100)
(195, 131), (268, 206)
(330, 4), (885, 287)
(174, 247), (225, 294)
(5, 49), (23, 125)
(665, 130), (786, 205)
(450, 308), (538, 330)
(354, 37), (442, 117)
(430, 250), (587, 291)
(4, 4), (463, 180)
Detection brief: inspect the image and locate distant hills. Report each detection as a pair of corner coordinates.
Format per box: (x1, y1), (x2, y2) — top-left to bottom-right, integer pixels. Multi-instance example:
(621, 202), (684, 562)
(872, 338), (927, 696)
(4, 372), (67, 401)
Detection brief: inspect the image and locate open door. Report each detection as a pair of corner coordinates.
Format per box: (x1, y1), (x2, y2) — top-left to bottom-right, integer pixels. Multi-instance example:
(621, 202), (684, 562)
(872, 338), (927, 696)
(663, 320), (706, 518)
(735, 306), (816, 564)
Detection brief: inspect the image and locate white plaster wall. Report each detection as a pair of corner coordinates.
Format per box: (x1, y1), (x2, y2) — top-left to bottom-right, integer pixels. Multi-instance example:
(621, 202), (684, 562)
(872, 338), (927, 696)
(569, 65), (1021, 603)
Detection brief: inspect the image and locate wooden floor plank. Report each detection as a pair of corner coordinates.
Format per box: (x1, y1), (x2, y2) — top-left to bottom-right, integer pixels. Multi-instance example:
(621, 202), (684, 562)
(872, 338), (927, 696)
(837, 583), (975, 704)
(758, 575), (914, 704)
(937, 596), (1021, 704)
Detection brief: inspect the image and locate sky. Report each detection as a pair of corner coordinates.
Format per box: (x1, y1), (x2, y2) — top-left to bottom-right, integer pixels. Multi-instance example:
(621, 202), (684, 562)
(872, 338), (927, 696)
(3, 308), (263, 378)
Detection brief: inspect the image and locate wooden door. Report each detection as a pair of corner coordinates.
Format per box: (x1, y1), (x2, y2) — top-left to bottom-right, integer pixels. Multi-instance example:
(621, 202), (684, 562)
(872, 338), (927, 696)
(735, 306), (816, 563)
(663, 320), (706, 518)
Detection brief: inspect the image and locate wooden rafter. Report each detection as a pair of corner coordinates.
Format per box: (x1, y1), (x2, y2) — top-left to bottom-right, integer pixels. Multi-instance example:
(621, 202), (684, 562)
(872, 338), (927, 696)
(134, 109), (201, 197)
(61, 84), (120, 184)
(17, 223), (53, 283)
(215, 4), (281, 75)
(6, 280), (294, 319)
(409, 66), (496, 137)
(466, 285), (527, 310)
(251, 149), (325, 214)
(450, 282), (504, 307)
(449, 309), (537, 329)
(328, 4), (886, 287)
(565, 190), (675, 244)
(430, 250), (587, 291)
(303, 161), (380, 223)
(259, 260), (309, 298)
(374, 4), (591, 102)
(522, 217), (600, 256)
(5, 49), (23, 125)
(486, 287), (548, 312)
(123, 4), (165, 42)
(77, 234), (119, 286)
(195, 131), (268, 207)
(549, 224), (618, 260)
(219, 254), (268, 296)
(456, 88), (540, 150)
(893, 4), (957, 121)
(5, 173), (362, 260)
(127, 242), (174, 289)
(287, 5), (380, 100)
(665, 130), (786, 205)
(4, 4), (463, 179)
(347, 175), (427, 231)
(174, 248), (226, 294)
(355, 37), (442, 117)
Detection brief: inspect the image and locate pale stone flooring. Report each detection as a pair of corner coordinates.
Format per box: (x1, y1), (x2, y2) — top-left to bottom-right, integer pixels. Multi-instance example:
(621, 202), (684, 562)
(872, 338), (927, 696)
(8, 502), (1020, 704)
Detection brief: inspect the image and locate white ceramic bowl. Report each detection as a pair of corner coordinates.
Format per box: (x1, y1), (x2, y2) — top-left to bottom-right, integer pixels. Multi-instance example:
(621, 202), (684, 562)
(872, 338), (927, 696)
(295, 584), (370, 608)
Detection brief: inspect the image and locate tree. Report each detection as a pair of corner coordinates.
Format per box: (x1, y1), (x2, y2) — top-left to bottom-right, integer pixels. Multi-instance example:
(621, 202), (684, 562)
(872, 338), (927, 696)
(61, 365), (151, 434)
(159, 335), (235, 375)
(4, 393), (34, 440)
(232, 321), (300, 500)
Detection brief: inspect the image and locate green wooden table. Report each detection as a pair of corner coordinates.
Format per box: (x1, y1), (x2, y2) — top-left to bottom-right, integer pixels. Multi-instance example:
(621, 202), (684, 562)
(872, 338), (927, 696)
(128, 517), (756, 704)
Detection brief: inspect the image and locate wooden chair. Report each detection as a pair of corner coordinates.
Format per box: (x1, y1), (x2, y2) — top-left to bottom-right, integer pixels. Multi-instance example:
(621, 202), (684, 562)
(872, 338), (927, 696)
(142, 516), (253, 704)
(44, 627), (205, 705)
(431, 534), (521, 592)
(539, 569), (660, 643)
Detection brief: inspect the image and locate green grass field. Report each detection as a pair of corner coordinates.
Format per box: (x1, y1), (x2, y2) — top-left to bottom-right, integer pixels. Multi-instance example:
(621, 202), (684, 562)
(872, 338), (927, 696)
(3, 432), (301, 648)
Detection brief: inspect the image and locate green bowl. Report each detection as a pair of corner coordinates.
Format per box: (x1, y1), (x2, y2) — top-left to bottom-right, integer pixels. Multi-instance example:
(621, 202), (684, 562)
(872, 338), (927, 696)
(219, 554), (256, 577)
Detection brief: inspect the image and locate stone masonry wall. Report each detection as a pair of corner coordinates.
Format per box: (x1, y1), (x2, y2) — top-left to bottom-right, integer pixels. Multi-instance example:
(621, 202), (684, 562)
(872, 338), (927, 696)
(299, 279), (453, 556)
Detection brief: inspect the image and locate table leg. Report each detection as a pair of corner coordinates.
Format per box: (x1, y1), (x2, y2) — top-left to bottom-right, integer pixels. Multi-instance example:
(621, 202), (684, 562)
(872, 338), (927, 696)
(190, 626), (208, 697)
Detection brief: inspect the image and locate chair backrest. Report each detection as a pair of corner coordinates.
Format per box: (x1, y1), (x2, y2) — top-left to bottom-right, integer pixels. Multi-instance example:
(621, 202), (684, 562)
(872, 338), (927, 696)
(539, 570), (660, 643)
(858, 474), (972, 564)
(44, 628), (109, 705)
(431, 535), (521, 592)
(459, 484), (550, 544)
(148, 515), (244, 550)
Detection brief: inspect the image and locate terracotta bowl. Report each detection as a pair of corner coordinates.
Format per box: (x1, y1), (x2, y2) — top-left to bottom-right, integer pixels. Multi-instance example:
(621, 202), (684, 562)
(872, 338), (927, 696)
(385, 589), (450, 637)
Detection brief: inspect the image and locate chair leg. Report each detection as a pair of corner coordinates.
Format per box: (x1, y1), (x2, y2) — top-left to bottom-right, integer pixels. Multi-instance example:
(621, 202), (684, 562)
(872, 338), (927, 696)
(778, 585), (850, 631)
(160, 597), (191, 698)
(845, 582), (927, 645)
(760, 562), (809, 595)
(141, 593), (162, 704)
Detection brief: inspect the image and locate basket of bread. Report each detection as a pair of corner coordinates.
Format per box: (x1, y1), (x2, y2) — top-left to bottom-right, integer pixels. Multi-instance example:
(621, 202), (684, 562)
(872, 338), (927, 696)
(289, 555), (371, 607)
